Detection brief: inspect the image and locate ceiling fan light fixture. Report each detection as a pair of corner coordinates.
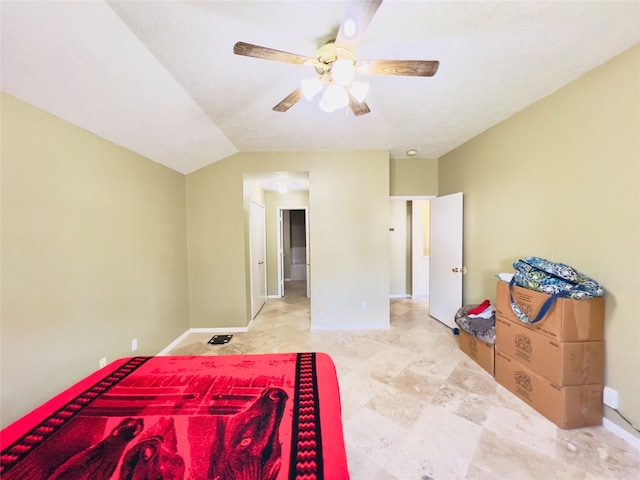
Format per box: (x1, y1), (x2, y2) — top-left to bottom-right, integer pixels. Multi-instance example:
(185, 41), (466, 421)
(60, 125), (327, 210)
(301, 77), (323, 100)
(349, 80), (370, 103)
(233, 1), (438, 116)
(332, 58), (355, 86)
(319, 84), (349, 112)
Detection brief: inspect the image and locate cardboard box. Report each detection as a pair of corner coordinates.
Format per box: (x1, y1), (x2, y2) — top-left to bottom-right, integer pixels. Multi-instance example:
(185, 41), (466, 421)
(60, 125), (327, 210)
(495, 280), (604, 342)
(495, 350), (603, 429)
(495, 316), (604, 386)
(459, 329), (495, 376)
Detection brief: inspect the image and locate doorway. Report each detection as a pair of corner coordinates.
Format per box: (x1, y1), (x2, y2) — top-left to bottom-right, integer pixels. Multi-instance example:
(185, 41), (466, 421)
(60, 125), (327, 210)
(277, 207), (310, 298)
(389, 197), (433, 299)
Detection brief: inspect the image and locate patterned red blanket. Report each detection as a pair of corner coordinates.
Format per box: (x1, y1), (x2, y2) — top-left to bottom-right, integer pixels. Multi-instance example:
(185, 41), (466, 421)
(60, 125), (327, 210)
(0, 353), (349, 479)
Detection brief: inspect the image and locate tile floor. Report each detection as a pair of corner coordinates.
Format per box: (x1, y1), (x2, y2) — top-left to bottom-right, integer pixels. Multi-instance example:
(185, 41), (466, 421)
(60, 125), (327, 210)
(165, 281), (639, 479)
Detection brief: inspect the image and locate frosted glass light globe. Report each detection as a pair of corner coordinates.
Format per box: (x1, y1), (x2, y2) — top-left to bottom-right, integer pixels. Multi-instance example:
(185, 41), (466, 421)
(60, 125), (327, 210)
(320, 84), (349, 112)
(331, 59), (354, 86)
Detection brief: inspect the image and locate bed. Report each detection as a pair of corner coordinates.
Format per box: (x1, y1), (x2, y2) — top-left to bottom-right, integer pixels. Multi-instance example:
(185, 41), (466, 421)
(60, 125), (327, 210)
(0, 353), (350, 479)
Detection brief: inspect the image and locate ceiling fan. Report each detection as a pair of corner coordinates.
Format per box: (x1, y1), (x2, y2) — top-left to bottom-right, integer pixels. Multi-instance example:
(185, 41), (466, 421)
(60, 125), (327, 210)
(233, 0), (439, 116)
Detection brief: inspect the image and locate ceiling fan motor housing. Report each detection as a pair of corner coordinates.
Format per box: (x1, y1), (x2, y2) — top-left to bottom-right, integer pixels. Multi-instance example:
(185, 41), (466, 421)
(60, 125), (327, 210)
(315, 42), (355, 78)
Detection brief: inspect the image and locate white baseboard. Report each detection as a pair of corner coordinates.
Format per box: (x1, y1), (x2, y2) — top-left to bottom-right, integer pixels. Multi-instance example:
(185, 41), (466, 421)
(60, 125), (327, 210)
(411, 294), (429, 299)
(389, 294), (411, 298)
(603, 417), (640, 450)
(311, 322), (391, 330)
(157, 329), (192, 356)
(157, 326), (250, 356)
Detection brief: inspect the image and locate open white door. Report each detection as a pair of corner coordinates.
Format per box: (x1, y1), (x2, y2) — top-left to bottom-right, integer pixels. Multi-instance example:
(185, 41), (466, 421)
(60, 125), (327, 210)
(429, 192), (464, 329)
(250, 201), (267, 319)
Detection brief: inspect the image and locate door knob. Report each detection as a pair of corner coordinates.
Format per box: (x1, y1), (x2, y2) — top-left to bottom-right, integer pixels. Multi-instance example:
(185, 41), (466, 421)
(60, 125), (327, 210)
(452, 267), (467, 274)
(258, 260), (264, 265)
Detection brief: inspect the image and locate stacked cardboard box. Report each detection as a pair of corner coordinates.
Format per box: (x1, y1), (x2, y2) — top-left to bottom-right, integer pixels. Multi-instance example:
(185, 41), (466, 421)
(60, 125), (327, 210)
(458, 329), (495, 376)
(494, 280), (605, 428)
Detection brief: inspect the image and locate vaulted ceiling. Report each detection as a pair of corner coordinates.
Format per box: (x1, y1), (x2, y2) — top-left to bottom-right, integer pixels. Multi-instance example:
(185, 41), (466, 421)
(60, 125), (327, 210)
(2, 1), (638, 174)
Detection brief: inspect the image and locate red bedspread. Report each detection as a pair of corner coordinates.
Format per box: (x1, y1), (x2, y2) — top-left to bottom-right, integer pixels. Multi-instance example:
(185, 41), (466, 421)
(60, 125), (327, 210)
(0, 353), (349, 479)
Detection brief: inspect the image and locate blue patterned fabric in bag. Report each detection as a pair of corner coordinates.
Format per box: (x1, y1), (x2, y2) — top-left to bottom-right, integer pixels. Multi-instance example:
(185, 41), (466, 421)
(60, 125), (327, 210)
(513, 256), (604, 299)
(510, 256), (604, 324)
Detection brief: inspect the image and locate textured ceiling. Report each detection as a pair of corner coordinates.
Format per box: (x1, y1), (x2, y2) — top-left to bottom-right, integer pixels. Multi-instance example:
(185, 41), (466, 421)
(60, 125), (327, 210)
(2, 1), (639, 175)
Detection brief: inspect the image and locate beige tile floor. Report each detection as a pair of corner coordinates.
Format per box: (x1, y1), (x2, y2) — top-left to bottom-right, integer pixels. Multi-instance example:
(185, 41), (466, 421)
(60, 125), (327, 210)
(166, 281), (640, 479)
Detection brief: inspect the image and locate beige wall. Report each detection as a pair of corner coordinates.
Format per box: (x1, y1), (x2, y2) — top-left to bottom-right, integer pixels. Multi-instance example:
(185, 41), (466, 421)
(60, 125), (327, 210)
(186, 151), (390, 329)
(1, 93), (190, 428)
(185, 156), (248, 327)
(390, 157), (438, 196)
(439, 44), (640, 438)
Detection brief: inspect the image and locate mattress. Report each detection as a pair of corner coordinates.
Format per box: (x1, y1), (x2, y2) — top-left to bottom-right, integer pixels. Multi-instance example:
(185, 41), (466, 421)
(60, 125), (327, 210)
(0, 353), (349, 479)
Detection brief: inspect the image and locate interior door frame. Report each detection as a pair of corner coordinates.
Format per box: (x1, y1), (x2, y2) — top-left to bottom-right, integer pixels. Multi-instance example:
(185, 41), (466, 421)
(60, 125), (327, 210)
(389, 195), (435, 299)
(249, 200), (267, 319)
(276, 206), (310, 298)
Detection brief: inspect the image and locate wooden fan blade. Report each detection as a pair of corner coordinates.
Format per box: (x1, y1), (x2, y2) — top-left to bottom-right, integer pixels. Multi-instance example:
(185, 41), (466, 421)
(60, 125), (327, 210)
(349, 95), (371, 116)
(233, 42), (315, 66)
(361, 59), (439, 77)
(335, 0), (383, 50)
(273, 88), (303, 112)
